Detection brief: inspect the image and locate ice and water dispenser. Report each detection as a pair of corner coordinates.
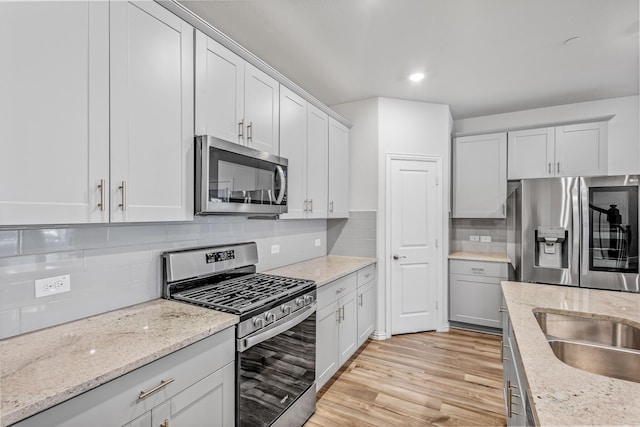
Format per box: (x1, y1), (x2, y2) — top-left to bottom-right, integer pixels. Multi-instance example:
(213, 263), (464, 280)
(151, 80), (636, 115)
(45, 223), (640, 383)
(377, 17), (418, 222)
(534, 226), (568, 269)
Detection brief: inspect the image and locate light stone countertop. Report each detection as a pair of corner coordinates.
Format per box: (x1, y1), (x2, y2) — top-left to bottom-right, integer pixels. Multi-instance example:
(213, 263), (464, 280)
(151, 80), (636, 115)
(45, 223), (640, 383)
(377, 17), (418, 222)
(448, 251), (511, 263)
(501, 281), (640, 426)
(0, 299), (238, 427)
(265, 255), (377, 287)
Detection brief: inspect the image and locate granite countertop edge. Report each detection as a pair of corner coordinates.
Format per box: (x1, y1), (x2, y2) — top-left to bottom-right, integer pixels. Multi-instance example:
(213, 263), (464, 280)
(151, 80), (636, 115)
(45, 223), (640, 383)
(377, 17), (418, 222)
(0, 300), (239, 427)
(501, 281), (640, 426)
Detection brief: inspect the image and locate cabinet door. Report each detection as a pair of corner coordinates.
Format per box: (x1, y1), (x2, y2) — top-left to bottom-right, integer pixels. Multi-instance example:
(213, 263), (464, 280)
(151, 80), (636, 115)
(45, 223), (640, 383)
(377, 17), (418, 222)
(328, 118), (350, 218)
(449, 274), (502, 328)
(316, 300), (340, 390)
(453, 132), (507, 218)
(357, 280), (375, 347)
(306, 104), (329, 218)
(169, 362), (235, 427)
(279, 86), (307, 219)
(338, 290), (358, 366)
(194, 31), (244, 144)
(110, 1), (194, 222)
(507, 127), (554, 179)
(555, 122), (608, 177)
(0, 1), (109, 225)
(244, 63), (280, 155)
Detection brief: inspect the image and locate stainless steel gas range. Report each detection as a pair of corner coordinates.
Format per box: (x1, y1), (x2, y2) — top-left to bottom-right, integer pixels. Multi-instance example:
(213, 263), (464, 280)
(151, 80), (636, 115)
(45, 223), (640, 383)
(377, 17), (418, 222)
(162, 242), (317, 427)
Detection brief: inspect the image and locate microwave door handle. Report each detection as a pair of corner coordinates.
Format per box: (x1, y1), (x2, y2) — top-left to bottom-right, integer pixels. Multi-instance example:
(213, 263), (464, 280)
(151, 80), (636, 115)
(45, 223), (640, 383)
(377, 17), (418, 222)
(274, 165), (286, 205)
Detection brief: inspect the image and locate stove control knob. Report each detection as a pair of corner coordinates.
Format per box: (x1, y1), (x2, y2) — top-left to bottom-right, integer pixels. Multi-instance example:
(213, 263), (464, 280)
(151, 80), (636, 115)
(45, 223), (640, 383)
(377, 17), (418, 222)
(304, 295), (313, 305)
(295, 297), (304, 307)
(265, 312), (276, 323)
(253, 317), (264, 328)
(281, 304), (292, 315)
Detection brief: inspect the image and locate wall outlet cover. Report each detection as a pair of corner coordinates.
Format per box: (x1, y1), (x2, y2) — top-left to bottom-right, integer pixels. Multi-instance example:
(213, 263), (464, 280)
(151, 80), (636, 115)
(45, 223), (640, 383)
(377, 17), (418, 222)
(469, 235), (480, 242)
(480, 235), (492, 243)
(271, 244), (280, 254)
(315, 239), (321, 247)
(35, 274), (71, 298)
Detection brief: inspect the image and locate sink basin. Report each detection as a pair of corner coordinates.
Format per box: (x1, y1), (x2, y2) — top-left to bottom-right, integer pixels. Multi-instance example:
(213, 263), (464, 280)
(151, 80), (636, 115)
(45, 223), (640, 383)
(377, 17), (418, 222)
(549, 339), (640, 383)
(533, 310), (640, 351)
(533, 310), (640, 383)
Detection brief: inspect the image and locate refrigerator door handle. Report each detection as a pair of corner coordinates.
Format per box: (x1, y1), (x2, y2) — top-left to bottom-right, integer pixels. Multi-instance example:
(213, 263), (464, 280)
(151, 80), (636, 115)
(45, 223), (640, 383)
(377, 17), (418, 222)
(578, 178), (589, 276)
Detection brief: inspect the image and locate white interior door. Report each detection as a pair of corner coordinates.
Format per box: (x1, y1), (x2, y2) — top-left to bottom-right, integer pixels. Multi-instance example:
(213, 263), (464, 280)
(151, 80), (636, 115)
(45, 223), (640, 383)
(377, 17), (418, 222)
(389, 158), (439, 334)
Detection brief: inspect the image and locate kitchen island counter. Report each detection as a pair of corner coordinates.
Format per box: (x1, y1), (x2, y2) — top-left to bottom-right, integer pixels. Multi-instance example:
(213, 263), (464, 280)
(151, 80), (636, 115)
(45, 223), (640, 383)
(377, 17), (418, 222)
(265, 255), (376, 287)
(502, 281), (640, 426)
(0, 300), (238, 427)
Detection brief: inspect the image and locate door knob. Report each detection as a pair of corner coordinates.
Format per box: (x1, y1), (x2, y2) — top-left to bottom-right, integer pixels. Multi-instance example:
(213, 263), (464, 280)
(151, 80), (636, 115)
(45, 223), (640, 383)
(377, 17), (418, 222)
(392, 254), (407, 260)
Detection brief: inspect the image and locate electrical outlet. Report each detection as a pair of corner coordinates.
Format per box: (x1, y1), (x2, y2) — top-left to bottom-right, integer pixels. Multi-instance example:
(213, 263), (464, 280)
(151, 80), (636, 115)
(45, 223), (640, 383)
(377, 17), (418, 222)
(469, 235), (480, 242)
(271, 244), (280, 254)
(480, 235), (492, 243)
(315, 239), (321, 247)
(35, 274), (71, 298)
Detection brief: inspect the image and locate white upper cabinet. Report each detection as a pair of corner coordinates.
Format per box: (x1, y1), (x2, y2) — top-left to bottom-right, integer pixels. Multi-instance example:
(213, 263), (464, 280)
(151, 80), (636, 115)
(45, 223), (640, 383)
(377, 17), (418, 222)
(110, 1), (194, 223)
(508, 122), (608, 179)
(328, 118), (350, 218)
(195, 31), (244, 145)
(306, 104), (329, 218)
(279, 87), (329, 219)
(507, 128), (555, 179)
(195, 32), (279, 156)
(0, 1), (109, 225)
(555, 122), (607, 177)
(453, 132), (507, 218)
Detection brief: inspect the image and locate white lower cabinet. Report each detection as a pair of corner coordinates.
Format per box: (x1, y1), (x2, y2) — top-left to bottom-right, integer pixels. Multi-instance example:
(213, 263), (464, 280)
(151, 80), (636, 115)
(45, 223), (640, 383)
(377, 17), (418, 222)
(316, 264), (376, 391)
(449, 260), (508, 329)
(13, 328), (235, 427)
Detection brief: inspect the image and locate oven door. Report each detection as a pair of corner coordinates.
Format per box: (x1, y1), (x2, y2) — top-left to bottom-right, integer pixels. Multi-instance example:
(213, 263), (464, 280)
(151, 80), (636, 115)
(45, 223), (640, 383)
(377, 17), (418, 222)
(195, 135), (288, 215)
(237, 304), (316, 427)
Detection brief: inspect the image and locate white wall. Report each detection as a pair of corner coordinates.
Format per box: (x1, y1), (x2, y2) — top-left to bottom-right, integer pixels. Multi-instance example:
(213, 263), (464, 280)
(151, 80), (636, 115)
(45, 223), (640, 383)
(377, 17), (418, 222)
(332, 98), (379, 211)
(378, 98), (452, 335)
(454, 95), (640, 175)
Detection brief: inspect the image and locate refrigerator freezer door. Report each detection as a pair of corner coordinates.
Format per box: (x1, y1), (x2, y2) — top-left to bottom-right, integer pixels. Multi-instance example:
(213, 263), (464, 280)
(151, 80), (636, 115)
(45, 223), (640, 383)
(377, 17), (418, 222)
(520, 177), (580, 286)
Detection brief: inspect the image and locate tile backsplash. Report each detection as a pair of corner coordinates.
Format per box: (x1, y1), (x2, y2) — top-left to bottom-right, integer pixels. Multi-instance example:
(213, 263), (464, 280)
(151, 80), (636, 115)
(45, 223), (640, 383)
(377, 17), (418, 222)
(327, 211), (377, 258)
(0, 217), (326, 339)
(449, 218), (507, 253)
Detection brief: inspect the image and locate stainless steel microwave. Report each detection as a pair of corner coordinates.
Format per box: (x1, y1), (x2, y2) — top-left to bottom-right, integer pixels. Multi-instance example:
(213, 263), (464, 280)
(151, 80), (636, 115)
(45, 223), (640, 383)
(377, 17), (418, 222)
(195, 135), (288, 215)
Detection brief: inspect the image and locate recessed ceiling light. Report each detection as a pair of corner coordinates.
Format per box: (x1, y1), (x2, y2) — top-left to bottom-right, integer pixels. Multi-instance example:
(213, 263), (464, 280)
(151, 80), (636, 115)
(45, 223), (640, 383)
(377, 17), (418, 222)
(409, 72), (425, 82)
(564, 36), (581, 45)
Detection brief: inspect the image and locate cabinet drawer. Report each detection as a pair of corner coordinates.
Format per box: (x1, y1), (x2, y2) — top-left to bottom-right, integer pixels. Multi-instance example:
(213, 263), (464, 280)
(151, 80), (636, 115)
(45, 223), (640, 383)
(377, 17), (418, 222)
(317, 273), (357, 308)
(14, 328), (235, 427)
(357, 264), (375, 286)
(449, 259), (507, 278)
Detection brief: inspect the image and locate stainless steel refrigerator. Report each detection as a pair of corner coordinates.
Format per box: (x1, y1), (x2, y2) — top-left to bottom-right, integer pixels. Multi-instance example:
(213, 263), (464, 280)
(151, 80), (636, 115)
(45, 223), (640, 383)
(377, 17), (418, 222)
(519, 175), (639, 292)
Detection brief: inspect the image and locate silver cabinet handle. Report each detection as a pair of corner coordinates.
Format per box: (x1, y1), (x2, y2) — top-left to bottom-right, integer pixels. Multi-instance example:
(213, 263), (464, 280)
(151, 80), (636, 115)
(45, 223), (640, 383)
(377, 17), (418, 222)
(548, 162), (552, 174)
(502, 203), (505, 216)
(557, 162), (560, 174)
(339, 306), (345, 321)
(238, 119), (244, 139)
(119, 181), (126, 211)
(336, 287), (346, 294)
(309, 198), (313, 213)
(392, 254), (407, 260)
(138, 378), (174, 400)
(247, 121), (253, 141)
(336, 308), (340, 322)
(359, 294), (363, 307)
(303, 199), (308, 212)
(97, 179), (105, 211)
(329, 201), (334, 212)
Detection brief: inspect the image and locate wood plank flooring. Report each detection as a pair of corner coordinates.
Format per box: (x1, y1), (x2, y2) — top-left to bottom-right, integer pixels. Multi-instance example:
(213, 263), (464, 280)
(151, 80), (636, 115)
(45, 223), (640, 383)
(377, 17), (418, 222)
(305, 329), (506, 427)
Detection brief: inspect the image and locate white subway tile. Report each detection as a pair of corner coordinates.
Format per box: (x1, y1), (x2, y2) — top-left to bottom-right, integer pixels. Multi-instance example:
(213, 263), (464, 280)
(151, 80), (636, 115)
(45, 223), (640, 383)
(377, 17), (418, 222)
(0, 231), (19, 257)
(0, 308), (20, 339)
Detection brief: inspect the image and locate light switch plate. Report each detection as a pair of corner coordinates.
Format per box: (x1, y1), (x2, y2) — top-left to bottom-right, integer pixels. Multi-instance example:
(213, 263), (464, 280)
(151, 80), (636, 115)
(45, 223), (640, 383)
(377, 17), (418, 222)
(35, 274), (71, 298)
(469, 235), (480, 242)
(315, 239), (321, 247)
(480, 235), (492, 243)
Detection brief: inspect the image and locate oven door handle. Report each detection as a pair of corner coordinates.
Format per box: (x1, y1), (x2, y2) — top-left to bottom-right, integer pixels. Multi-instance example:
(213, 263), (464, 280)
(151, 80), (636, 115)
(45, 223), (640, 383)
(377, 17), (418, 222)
(238, 303), (316, 352)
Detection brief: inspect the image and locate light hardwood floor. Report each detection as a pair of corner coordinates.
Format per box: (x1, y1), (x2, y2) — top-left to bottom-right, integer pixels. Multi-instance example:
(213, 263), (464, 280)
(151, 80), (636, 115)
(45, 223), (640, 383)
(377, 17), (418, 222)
(305, 329), (506, 427)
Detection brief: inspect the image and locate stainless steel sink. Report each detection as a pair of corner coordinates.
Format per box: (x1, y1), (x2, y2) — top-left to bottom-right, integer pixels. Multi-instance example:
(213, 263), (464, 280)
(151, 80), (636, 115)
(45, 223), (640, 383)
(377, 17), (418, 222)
(533, 310), (640, 383)
(549, 339), (640, 383)
(533, 310), (640, 350)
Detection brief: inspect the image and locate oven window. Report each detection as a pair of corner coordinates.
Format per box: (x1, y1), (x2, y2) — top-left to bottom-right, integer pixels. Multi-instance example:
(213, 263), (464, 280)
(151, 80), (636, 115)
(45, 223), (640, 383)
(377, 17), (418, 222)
(238, 312), (316, 427)
(588, 186), (638, 273)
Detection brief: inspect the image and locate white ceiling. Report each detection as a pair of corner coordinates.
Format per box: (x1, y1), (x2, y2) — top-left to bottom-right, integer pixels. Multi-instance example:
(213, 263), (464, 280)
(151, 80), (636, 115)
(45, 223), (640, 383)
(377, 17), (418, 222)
(179, 0), (640, 119)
